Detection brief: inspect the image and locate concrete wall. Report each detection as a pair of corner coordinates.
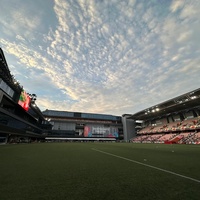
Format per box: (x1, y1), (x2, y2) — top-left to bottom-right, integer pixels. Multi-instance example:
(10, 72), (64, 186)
(122, 115), (136, 141)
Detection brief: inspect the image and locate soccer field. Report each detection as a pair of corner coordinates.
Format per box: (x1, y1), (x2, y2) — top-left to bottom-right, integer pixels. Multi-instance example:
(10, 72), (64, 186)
(0, 142), (200, 200)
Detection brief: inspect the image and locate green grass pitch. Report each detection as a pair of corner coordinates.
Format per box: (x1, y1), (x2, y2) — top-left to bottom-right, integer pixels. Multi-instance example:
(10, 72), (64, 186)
(0, 142), (200, 200)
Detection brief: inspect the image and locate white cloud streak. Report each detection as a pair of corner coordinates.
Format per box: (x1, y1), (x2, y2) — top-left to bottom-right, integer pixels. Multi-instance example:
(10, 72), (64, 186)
(0, 0), (200, 115)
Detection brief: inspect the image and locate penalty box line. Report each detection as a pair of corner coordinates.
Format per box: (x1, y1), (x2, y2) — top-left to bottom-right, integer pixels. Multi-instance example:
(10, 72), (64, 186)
(91, 148), (200, 184)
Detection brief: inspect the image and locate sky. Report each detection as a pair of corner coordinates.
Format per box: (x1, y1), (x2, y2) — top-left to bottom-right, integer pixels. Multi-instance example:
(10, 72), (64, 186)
(0, 0), (200, 116)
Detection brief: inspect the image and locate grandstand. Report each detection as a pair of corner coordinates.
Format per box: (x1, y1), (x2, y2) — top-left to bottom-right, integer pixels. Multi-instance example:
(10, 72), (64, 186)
(0, 48), (51, 144)
(42, 109), (123, 141)
(128, 88), (200, 144)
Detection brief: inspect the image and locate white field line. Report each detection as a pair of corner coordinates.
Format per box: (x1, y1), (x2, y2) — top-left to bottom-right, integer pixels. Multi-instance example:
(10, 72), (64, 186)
(91, 148), (200, 184)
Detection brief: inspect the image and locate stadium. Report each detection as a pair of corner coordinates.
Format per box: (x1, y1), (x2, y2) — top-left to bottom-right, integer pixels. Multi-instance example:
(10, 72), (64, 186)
(0, 48), (200, 199)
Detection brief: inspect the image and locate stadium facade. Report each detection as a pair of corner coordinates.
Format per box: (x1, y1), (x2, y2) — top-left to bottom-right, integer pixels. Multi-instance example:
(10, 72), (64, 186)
(1, 47), (200, 144)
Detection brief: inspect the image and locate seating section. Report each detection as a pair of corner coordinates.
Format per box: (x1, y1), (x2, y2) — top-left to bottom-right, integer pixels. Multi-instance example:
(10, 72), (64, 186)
(191, 132), (200, 144)
(157, 133), (177, 143)
(179, 118), (199, 130)
(132, 117), (200, 144)
(138, 126), (154, 134)
(131, 135), (149, 143)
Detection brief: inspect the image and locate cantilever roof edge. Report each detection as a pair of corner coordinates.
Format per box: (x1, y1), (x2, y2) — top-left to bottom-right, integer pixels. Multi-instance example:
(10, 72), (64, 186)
(126, 87), (200, 120)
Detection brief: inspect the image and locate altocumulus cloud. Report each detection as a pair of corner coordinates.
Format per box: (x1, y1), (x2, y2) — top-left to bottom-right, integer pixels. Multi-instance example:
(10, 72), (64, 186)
(0, 0), (200, 115)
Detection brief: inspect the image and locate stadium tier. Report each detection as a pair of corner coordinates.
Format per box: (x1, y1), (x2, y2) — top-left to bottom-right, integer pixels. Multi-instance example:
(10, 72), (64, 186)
(127, 89), (200, 144)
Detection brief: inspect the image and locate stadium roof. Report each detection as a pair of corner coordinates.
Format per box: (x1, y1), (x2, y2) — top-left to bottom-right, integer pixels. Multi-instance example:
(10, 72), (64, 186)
(42, 109), (121, 121)
(0, 48), (22, 93)
(128, 88), (200, 121)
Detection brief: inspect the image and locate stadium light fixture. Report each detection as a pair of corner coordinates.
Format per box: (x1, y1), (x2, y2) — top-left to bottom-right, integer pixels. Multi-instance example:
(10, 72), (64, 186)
(191, 96), (197, 99)
(136, 120), (143, 123)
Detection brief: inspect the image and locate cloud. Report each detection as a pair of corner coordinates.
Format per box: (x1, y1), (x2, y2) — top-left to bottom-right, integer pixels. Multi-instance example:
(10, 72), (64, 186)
(0, 1), (42, 38)
(0, 0), (200, 116)
(170, 0), (184, 13)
